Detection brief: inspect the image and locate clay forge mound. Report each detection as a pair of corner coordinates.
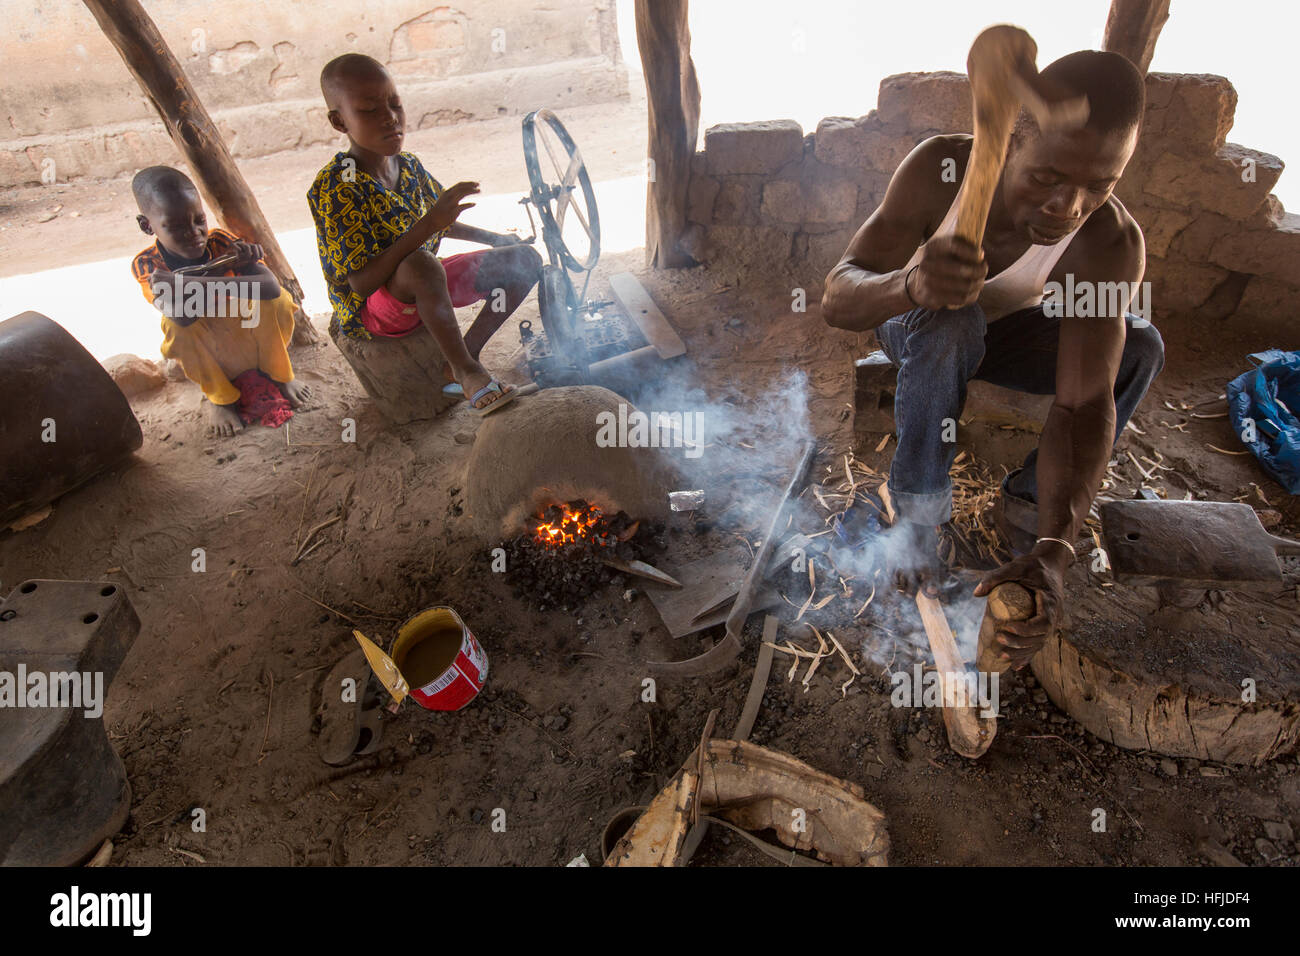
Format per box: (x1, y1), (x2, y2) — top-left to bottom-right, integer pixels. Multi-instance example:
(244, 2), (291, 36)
(465, 385), (682, 541)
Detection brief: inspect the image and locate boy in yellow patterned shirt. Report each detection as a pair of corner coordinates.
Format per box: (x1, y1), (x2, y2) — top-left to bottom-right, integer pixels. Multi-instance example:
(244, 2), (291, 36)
(307, 54), (541, 415)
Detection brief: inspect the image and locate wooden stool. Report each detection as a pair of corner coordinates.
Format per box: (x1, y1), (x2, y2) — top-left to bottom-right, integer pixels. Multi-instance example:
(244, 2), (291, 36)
(330, 319), (460, 425)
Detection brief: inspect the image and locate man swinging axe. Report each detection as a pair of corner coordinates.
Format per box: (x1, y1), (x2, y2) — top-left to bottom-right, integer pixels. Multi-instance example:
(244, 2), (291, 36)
(823, 27), (1165, 670)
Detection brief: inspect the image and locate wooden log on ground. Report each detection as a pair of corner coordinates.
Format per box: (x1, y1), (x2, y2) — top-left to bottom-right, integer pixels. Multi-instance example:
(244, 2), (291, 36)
(634, 0), (701, 269)
(1033, 579), (1300, 765)
(1102, 0), (1172, 74)
(82, 0), (317, 345)
(329, 322), (458, 425)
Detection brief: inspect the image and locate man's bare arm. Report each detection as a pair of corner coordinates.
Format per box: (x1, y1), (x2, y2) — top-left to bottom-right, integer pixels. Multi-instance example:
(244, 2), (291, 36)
(1033, 212), (1146, 571)
(822, 136), (985, 331)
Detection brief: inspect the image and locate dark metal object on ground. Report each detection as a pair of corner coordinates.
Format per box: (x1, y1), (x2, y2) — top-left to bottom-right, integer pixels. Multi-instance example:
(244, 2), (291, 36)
(0, 579), (140, 866)
(1100, 499), (1300, 590)
(0, 312), (143, 528)
(642, 549), (782, 639)
(649, 440), (817, 676)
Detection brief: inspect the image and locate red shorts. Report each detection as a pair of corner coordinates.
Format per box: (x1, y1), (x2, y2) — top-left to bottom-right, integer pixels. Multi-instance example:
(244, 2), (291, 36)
(359, 250), (488, 338)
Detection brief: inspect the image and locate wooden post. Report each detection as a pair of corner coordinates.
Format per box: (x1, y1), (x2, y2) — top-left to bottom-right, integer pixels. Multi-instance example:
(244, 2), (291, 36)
(82, 0), (318, 344)
(1102, 0), (1171, 74)
(634, 0), (701, 269)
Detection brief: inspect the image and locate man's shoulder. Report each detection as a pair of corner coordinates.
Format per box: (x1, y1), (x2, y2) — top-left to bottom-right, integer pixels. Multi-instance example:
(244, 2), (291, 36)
(1075, 196), (1144, 269)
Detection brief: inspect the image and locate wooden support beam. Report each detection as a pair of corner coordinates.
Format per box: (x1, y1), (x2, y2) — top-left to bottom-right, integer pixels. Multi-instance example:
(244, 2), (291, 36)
(1102, 0), (1171, 75)
(82, 0), (318, 344)
(634, 0), (701, 269)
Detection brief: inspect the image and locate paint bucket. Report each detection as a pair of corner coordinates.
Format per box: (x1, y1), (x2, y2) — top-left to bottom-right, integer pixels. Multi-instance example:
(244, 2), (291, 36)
(389, 606), (488, 711)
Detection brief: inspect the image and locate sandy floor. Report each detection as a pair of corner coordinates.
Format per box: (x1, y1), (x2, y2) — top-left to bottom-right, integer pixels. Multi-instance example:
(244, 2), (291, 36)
(2, 96), (1299, 867)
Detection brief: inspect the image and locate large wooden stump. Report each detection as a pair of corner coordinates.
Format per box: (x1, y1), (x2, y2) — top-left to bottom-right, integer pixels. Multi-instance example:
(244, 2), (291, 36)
(330, 323), (458, 425)
(1033, 578), (1300, 765)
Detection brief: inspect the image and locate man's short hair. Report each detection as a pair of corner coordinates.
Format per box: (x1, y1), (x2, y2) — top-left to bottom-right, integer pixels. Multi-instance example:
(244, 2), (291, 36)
(1016, 50), (1146, 139)
(320, 53), (389, 108)
(131, 165), (198, 212)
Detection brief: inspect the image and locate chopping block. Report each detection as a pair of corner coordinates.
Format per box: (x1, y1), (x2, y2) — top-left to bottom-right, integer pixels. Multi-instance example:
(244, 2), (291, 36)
(0, 579), (140, 866)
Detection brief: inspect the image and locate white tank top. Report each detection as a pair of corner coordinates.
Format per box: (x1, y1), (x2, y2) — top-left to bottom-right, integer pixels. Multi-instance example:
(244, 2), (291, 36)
(907, 194), (1082, 321)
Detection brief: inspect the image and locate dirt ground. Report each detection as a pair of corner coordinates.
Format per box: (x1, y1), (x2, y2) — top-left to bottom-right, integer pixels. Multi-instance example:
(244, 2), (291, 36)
(2, 100), (1299, 867)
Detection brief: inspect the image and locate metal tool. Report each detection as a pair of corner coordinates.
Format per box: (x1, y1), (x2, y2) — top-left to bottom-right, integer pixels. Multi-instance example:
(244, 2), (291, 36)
(1100, 499), (1300, 590)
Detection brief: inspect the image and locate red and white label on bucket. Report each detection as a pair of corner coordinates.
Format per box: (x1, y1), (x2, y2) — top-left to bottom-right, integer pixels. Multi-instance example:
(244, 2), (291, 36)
(462, 630), (488, 685)
(416, 628), (488, 697)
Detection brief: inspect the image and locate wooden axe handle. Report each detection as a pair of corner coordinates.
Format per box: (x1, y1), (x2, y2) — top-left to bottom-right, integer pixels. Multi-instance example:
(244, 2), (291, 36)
(975, 581), (1036, 674)
(915, 592), (996, 758)
(951, 25), (1088, 249)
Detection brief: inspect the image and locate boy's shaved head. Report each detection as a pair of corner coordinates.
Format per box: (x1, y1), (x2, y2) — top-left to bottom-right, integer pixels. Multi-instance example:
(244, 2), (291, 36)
(132, 165), (199, 213)
(320, 53), (390, 110)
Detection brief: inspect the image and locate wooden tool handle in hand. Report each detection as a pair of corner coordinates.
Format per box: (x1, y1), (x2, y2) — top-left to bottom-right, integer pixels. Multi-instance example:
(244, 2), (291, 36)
(975, 582), (1036, 674)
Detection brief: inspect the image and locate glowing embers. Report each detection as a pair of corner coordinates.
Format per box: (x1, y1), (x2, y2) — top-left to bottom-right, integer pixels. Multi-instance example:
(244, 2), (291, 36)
(527, 500), (619, 549)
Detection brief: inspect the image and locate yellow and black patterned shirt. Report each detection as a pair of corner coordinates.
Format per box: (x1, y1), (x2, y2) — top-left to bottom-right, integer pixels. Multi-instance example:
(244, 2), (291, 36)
(307, 151), (450, 338)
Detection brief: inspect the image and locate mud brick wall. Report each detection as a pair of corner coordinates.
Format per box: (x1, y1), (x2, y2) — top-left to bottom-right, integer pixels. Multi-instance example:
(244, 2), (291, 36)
(685, 71), (1298, 342)
(0, 0), (626, 188)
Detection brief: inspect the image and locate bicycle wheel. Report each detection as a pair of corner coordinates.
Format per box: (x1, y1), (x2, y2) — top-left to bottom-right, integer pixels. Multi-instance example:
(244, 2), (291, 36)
(522, 109), (601, 274)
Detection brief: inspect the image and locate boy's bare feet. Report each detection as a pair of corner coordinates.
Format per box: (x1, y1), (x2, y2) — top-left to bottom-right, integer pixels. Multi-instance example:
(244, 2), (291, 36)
(279, 379), (313, 408)
(207, 400), (244, 438)
(455, 365), (514, 411)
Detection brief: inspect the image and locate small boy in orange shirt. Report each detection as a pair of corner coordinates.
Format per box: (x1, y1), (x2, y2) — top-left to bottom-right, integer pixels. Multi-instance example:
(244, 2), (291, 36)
(130, 166), (312, 436)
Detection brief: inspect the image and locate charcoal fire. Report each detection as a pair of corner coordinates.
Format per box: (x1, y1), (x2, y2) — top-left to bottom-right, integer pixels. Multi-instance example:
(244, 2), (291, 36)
(502, 499), (663, 611)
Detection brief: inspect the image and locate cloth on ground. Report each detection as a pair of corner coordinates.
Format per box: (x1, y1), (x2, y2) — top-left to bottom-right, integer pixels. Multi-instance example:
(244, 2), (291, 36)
(231, 370), (294, 428)
(1226, 349), (1300, 494)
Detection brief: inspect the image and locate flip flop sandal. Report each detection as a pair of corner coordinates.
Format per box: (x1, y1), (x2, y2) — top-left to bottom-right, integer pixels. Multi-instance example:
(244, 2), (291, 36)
(317, 650), (385, 766)
(471, 380), (518, 417)
(442, 383), (465, 398)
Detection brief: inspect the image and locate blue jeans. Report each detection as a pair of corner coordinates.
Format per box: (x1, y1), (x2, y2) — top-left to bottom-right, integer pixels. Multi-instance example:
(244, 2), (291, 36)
(875, 303), (1165, 526)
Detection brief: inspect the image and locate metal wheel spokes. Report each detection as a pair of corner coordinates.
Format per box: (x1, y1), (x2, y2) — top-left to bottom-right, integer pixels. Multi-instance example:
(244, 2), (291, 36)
(522, 109), (601, 273)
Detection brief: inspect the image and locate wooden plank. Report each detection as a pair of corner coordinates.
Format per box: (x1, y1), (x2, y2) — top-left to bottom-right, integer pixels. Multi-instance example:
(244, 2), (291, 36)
(609, 272), (686, 359)
(82, 0), (317, 344)
(915, 593), (996, 758)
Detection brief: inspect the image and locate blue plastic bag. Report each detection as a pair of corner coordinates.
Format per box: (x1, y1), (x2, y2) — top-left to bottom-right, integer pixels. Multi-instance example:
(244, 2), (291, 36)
(1225, 349), (1300, 494)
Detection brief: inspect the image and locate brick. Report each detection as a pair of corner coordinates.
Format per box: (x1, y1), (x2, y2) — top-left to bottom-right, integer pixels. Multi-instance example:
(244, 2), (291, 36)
(1145, 256), (1231, 314)
(1208, 214), (1300, 283)
(703, 225), (795, 271)
(704, 120), (804, 175)
(814, 116), (869, 169)
(804, 176), (858, 224)
(1129, 203), (1194, 258)
(712, 177), (761, 225)
(686, 169), (719, 224)
(760, 180), (804, 224)
(1234, 275), (1300, 340)
(876, 71), (971, 133)
(1143, 144), (1283, 220)
(806, 228), (855, 269)
(1141, 73), (1237, 154)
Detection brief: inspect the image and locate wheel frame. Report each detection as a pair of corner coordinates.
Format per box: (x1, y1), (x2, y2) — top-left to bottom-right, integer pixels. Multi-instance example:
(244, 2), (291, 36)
(522, 108), (602, 275)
